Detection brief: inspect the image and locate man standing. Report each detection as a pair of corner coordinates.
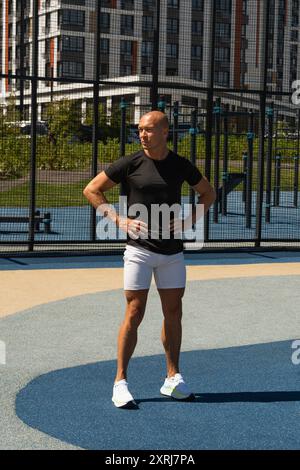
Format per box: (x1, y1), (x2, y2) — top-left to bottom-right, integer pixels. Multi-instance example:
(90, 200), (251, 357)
(83, 111), (216, 409)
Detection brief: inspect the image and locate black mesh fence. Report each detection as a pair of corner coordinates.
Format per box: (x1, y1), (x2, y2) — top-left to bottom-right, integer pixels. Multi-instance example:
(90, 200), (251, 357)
(0, 0), (299, 255)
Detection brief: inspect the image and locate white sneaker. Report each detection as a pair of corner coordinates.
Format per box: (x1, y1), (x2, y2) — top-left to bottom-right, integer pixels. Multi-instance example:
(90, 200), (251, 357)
(160, 373), (194, 400)
(112, 379), (137, 408)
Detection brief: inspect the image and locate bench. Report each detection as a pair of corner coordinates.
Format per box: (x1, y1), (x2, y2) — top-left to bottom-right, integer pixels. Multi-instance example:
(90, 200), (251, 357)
(0, 210), (52, 233)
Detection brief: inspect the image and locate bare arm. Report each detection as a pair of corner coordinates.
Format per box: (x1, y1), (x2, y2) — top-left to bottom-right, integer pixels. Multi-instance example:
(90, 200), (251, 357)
(192, 176), (216, 220)
(83, 172), (147, 236)
(83, 171), (119, 223)
(184, 177), (216, 228)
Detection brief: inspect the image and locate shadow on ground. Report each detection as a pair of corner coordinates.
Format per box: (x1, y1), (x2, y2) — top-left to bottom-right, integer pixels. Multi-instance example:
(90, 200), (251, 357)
(16, 341), (300, 450)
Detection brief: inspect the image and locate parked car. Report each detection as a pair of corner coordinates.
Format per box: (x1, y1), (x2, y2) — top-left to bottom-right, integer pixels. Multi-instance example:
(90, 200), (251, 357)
(20, 121), (49, 136)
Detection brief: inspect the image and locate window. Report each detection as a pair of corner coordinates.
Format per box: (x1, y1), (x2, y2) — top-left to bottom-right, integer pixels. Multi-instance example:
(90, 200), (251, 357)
(25, 44), (30, 58)
(45, 13), (51, 31)
(60, 9), (85, 26)
(61, 35), (84, 52)
(291, 14), (299, 27)
(290, 45), (298, 66)
(278, 0), (285, 15)
(169, 0), (179, 7)
(141, 41), (153, 56)
(216, 22), (231, 39)
(215, 70), (229, 86)
(100, 38), (109, 53)
(58, 61), (84, 78)
(192, 0), (203, 9)
(166, 43), (178, 58)
(24, 18), (29, 36)
(167, 18), (179, 34)
(216, 0), (232, 13)
(143, 0), (154, 9)
(45, 62), (53, 78)
(241, 48), (246, 63)
(291, 29), (298, 41)
(101, 0), (113, 7)
(120, 40), (133, 56)
(141, 65), (152, 74)
(191, 69), (202, 81)
(191, 45), (202, 59)
(192, 21), (202, 34)
(215, 47), (230, 61)
(277, 57), (283, 66)
(100, 63), (109, 78)
(182, 96), (198, 107)
(120, 64), (133, 76)
(100, 13), (110, 30)
(267, 42), (273, 67)
(267, 70), (273, 83)
(166, 67), (178, 76)
(167, 0), (179, 7)
(121, 15), (134, 35)
(120, 0), (134, 9)
(142, 16), (154, 30)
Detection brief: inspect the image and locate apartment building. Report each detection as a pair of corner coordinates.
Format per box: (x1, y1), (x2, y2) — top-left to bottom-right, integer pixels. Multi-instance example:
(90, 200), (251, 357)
(1, 0), (299, 121)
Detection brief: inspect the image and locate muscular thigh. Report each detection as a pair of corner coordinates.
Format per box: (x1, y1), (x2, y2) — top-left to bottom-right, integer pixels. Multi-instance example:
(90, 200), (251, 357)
(124, 289), (149, 309)
(157, 287), (185, 316)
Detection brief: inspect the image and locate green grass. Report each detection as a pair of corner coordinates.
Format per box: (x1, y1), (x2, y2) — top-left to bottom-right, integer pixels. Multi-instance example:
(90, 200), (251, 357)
(0, 180), (122, 207)
(0, 181), (192, 207)
(0, 168), (298, 208)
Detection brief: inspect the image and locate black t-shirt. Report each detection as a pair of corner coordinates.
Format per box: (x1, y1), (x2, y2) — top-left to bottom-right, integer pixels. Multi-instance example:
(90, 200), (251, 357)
(104, 149), (203, 255)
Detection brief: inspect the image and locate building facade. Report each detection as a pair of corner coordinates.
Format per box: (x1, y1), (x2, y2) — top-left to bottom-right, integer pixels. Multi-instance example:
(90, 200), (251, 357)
(1, 0), (299, 121)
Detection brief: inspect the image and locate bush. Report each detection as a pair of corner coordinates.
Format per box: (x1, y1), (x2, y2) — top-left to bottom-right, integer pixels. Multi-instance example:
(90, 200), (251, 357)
(0, 136), (30, 180)
(1, 126), (297, 180)
(36, 137), (91, 170)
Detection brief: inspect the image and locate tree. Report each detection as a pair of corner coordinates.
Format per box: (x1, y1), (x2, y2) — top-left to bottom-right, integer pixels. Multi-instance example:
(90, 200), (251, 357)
(0, 95), (28, 180)
(46, 99), (81, 142)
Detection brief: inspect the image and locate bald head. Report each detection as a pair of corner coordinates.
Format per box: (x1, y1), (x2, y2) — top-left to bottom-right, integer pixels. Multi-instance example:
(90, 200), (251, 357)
(138, 110), (169, 158)
(139, 111), (169, 130)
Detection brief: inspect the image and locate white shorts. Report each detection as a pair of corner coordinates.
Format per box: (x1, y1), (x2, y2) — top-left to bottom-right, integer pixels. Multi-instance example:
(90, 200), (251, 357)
(123, 244), (186, 291)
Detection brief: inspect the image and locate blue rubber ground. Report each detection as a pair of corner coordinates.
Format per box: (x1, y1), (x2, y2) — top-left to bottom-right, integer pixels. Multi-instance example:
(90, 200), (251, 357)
(1, 192), (299, 242)
(16, 341), (300, 450)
